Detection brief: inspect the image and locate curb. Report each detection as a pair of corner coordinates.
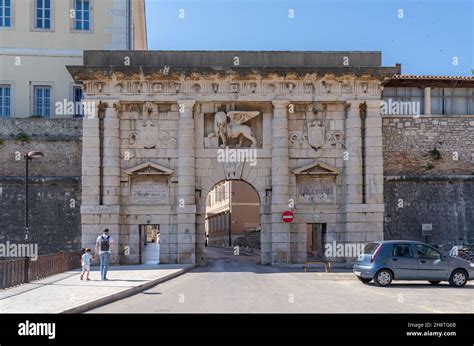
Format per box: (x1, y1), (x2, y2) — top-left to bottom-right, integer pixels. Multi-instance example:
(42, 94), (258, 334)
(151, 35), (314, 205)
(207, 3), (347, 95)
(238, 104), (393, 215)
(208, 245), (260, 256)
(276, 263), (354, 270)
(61, 264), (195, 314)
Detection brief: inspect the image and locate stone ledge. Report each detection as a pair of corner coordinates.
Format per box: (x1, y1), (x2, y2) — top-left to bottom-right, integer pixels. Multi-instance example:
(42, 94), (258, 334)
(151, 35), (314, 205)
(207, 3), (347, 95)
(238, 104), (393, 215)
(384, 174), (474, 182)
(0, 176), (81, 183)
(345, 204), (385, 213)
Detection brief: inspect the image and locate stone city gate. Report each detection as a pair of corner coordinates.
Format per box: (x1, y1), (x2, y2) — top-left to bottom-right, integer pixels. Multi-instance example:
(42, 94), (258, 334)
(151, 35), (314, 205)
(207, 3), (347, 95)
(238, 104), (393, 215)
(68, 51), (399, 265)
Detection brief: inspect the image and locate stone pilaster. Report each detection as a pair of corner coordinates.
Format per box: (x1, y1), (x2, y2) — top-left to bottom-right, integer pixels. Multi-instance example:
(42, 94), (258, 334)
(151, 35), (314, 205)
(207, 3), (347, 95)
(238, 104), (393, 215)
(101, 101), (121, 263)
(81, 100), (101, 207)
(343, 100), (364, 245)
(177, 100), (197, 264)
(343, 99), (384, 246)
(81, 100), (101, 255)
(363, 99), (384, 242)
(364, 100), (384, 205)
(344, 100), (363, 204)
(270, 100), (290, 264)
(103, 101), (121, 206)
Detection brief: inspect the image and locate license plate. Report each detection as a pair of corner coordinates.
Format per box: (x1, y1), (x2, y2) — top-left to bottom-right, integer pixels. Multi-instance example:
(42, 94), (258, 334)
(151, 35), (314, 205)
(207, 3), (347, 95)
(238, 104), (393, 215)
(354, 271), (361, 276)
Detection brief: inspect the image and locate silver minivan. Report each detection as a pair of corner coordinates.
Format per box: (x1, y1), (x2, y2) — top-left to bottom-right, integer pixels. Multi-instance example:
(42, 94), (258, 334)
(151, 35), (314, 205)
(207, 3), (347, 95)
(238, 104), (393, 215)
(353, 240), (474, 287)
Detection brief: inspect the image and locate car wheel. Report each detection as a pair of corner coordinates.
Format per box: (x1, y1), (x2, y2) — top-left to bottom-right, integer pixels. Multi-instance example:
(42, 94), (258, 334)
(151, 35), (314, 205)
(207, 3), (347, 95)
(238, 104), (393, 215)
(449, 269), (468, 287)
(374, 269), (393, 287)
(357, 277), (372, 284)
(429, 281), (441, 285)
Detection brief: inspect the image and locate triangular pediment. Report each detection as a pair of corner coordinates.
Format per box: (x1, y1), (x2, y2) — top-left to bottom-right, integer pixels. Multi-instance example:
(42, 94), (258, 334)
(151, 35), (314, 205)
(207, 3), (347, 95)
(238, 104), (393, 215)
(293, 161), (340, 175)
(124, 162), (174, 176)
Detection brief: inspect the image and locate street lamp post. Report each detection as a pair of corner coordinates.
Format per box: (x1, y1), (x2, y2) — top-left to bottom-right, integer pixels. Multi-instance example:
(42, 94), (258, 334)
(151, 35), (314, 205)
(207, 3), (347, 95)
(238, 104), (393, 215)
(24, 151), (44, 243)
(228, 181), (232, 247)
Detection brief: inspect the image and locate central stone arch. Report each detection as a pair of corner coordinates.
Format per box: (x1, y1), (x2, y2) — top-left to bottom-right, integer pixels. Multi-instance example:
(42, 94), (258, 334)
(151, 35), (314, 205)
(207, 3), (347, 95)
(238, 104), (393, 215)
(195, 175), (269, 266)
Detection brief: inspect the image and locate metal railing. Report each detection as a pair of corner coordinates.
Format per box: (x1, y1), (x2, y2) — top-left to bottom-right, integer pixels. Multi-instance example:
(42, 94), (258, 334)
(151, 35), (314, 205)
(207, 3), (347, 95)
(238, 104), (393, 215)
(0, 251), (81, 290)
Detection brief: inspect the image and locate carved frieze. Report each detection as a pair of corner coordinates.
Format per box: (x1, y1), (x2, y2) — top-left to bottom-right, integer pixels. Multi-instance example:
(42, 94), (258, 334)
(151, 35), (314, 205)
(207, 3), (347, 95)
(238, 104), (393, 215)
(83, 78), (382, 97)
(230, 83), (239, 93)
(153, 83), (163, 92)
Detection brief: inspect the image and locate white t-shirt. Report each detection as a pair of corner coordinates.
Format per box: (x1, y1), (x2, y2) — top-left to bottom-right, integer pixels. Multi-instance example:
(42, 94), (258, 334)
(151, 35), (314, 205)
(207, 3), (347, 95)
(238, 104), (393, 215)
(96, 234), (113, 254)
(82, 253), (92, 266)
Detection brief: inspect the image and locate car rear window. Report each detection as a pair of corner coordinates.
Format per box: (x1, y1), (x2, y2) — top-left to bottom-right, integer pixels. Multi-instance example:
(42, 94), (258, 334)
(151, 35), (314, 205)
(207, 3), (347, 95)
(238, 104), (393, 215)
(363, 242), (380, 254)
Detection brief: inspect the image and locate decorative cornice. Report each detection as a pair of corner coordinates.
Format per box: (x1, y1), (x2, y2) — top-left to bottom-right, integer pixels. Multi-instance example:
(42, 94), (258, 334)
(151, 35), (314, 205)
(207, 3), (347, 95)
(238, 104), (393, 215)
(77, 78), (384, 98)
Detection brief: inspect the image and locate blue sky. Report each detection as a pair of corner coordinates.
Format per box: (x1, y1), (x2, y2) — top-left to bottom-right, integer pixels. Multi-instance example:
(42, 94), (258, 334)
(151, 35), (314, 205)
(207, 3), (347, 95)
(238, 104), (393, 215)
(145, 0), (473, 76)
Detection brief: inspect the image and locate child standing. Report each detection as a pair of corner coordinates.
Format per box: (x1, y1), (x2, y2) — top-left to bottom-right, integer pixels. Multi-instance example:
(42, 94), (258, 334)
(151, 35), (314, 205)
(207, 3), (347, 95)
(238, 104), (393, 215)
(80, 248), (93, 281)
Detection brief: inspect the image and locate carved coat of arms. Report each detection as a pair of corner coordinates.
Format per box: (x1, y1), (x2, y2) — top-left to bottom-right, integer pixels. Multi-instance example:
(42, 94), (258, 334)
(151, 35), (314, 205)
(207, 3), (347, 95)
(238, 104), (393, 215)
(140, 119), (158, 149)
(307, 120), (326, 150)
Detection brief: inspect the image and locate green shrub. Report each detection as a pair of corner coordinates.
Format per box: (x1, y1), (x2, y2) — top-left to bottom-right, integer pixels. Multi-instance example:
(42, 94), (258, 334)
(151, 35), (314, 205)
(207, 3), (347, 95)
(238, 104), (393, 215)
(425, 163), (435, 171)
(428, 148), (442, 160)
(15, 132), (30, 142)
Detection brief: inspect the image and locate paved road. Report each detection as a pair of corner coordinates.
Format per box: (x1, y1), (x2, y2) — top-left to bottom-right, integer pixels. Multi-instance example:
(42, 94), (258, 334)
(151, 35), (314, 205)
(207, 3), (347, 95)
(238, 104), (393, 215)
(90, 246), (474, 313)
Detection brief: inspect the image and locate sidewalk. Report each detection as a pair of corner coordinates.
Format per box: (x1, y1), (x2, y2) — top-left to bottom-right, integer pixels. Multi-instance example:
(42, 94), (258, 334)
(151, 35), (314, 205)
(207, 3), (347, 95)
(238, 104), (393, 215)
(0, 264), (194, 313)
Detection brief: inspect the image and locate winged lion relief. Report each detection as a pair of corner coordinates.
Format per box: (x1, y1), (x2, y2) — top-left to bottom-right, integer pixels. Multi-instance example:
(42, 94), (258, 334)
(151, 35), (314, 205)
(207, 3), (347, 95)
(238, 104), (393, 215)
(214, 111), (261, 148)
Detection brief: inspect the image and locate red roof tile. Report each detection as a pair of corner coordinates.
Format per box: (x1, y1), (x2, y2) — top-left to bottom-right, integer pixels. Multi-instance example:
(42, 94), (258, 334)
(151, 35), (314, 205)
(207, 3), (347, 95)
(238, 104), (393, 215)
(392, 75), (474, 81)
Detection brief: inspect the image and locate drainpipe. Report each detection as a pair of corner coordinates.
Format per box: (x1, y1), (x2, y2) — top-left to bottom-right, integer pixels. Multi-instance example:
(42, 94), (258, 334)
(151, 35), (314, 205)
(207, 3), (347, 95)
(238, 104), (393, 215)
(127, 0), (132, 50)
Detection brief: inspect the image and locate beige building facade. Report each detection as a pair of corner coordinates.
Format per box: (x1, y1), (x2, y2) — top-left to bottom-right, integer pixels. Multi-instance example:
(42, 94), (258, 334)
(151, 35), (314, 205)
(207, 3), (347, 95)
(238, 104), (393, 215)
(68, 51), (399, 265)
(0, 0), (146, 118)
(205, 180), (260, 247)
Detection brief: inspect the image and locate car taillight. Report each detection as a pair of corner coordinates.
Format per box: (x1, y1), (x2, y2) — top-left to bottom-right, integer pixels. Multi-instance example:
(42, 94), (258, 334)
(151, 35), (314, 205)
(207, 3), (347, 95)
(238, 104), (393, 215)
(370, 243), (382, 263)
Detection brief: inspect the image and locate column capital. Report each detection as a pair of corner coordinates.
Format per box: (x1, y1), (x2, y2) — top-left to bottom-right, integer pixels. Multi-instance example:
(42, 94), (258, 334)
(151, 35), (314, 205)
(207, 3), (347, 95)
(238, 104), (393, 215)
(345, 100), (363, 108)
(271, 100), (290, 109)
(364, 99), (383, 108)
(100, 100), (121, 109)
(177, 99), (196, 107)
(345, 100), (363, 118)
(177, 100), (196, 117)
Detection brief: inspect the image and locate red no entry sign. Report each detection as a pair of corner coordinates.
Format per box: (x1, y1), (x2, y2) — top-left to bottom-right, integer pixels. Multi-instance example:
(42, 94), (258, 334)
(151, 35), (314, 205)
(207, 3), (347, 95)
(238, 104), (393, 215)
(282, 211), (294, 223)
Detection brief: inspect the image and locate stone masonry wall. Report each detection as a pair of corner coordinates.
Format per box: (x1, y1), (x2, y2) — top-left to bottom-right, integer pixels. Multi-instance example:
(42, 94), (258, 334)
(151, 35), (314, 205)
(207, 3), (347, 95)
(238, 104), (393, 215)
(384, 177), (474, 247)
(383, 115), (474, 247)
(0, 119), (82, 254)
(383, 116), (474, 175)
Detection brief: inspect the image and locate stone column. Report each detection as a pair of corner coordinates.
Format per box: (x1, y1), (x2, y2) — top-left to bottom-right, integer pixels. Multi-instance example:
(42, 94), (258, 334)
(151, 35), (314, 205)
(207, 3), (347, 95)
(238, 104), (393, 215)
(363, 100), (384, 242)
(81, 100), (101, 252)
(177, 100), (197, 264)
(344, 100), (363, 204)
(343, 99), (384, 246)
(270, 100), (290, 264)
(364, 100), (384, 205)
(343, 100), (364, 246)
(81, 100), (101, 207)
(101, 101), (121, 263)
(102, 101), (121, 205)
(424, 87), (431, 115)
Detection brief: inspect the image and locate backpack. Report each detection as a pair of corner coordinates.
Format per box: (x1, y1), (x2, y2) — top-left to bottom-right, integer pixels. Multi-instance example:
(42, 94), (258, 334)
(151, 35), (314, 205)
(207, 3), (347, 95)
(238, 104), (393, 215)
(100, 235), (110, 252)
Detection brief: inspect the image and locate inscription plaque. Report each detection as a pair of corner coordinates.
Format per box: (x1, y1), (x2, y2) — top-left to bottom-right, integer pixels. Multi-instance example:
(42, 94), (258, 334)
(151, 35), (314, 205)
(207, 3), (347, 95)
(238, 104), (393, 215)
(131, 176), (168, 204)
(298, 176), (336, 204)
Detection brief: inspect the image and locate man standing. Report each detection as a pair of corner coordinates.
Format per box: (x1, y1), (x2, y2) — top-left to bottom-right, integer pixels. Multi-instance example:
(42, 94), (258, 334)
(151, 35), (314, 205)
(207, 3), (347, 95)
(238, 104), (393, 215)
(95, 228), (114, 281)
